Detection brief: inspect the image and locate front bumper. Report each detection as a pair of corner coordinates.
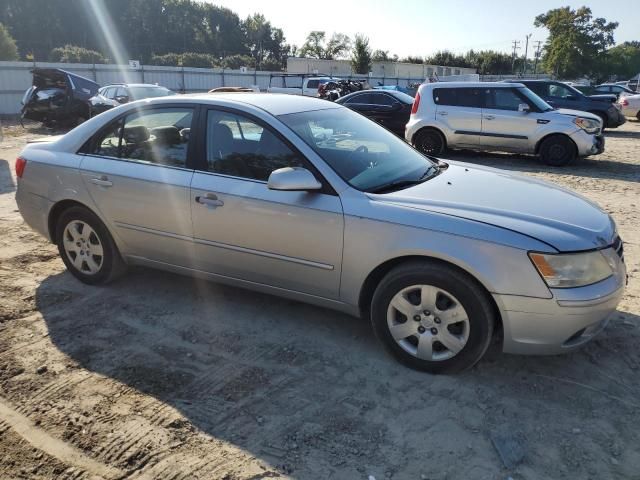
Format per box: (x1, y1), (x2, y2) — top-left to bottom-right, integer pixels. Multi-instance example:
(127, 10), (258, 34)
(571, 130), (605, 157)
(495, 253), (626, 355)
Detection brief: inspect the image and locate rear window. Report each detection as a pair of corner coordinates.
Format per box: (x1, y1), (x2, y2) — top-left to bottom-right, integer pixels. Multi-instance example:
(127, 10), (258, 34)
(306, 79), (320, 89)
(432, 88), (481, 108)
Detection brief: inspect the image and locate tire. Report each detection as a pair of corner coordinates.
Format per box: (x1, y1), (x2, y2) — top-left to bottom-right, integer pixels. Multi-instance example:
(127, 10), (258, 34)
(539, 135), (576, 167)
(55, 206), (126, 285)
(413, 128), (446, 156)
(370, 261), (495, 374)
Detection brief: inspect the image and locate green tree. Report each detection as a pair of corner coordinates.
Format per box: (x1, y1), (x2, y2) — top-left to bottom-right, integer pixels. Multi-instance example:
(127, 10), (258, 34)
(534, 6), (617, 78)
(49, 44), (106, 63)
(0, 22), (18, 60)
(464, 50), (513, 75)
(400, 56), (423, 64)
(351, 34), (372, 74)
(221, 54), (255, 69)
(300, 31), (351, 59)
(425, 50), (469, 68)
(372, 49), (390, 62)
(606, 41), (640, 80)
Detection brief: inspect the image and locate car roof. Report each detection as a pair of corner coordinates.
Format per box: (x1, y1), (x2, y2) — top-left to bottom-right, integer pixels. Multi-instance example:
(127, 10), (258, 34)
(421, 81), (525, 89)
(130, 92), (341, 116)
(104, 83), (168, 88)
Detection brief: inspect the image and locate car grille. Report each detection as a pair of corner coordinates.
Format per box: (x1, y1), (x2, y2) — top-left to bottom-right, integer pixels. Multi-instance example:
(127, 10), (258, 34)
(612, 235), (624, 263)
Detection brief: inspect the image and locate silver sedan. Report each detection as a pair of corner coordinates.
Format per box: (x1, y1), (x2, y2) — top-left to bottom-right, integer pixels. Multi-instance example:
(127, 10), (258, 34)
(15, 93), (626, 373)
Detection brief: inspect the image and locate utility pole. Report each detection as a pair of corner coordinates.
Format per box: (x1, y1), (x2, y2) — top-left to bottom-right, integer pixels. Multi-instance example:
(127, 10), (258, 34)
(511, 40), (521, 75)
(522, 34), (532, 75)
(533, 40), (543, 75)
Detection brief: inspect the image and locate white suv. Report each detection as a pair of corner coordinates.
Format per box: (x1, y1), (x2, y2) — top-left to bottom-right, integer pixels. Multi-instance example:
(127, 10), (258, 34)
(405, 82), (604, 166)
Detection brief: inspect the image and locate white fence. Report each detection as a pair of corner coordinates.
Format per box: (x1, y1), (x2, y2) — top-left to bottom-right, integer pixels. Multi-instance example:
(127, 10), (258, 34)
(0, 61), (434, 115)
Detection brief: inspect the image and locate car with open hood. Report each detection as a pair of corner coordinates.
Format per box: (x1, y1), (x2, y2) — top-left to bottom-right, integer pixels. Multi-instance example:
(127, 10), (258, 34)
(21, 68), (99, 127)
(14, 93), (626, 374)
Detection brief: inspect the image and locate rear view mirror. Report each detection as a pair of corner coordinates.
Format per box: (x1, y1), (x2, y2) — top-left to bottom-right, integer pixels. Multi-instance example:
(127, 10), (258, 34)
(267, 167), (322, 192)
(115, 95), (129, 104)
(518, 103), (530, 113)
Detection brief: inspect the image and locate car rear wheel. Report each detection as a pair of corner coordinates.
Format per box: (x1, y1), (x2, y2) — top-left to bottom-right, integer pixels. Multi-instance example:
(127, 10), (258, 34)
(414, 129), (445, 156)
(55, 206), (126, 285)
(539, 135), (576, 167)
(370, 261), (495, 374)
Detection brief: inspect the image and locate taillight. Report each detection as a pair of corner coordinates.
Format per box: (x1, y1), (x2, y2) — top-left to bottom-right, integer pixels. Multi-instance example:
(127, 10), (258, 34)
(15, 157), (27, 178)
(621, 98), (629, 107)
(411, 92), (421, 115)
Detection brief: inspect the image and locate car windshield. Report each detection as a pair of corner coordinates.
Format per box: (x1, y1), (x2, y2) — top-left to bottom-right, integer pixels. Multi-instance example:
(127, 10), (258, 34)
(129, 86), (175, 99)
(279, 107), (437, 193)
(518, 87), (553, 112)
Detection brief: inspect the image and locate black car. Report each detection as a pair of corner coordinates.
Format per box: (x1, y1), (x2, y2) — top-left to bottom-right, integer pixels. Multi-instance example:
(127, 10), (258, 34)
(335, 90), (414, 136)
(90, 83), (176, 116)
(21, 68), (99, 127)
(507, 79), (625, 128)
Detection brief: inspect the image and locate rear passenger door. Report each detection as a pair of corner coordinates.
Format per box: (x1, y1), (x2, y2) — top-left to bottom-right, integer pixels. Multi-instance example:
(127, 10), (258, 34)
(432, 87), (482, 147)
(79, 105), (196, 266)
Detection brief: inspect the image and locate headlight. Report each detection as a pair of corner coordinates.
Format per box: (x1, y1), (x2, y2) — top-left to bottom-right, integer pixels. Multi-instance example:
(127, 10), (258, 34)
(573, 117), (601, 134)
(529, 250), (614, 288)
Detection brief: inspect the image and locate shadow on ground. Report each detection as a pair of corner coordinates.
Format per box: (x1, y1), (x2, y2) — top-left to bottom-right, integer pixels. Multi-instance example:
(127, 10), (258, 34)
(33, 266), (640, 479)
(0, 159), (15, 194)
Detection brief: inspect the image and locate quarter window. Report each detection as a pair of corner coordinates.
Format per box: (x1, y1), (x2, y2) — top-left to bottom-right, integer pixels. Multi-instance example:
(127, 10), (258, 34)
(206, 110), (304, 181)
(433, 88), (481, 108)
(372, 93), (395, 106)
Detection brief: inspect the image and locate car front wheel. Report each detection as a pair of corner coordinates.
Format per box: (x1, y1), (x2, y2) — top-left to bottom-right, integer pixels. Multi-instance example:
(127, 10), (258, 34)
(539, 135), (576, 166)
(56, 206), (126, 285)
(371, 261), (495, 374)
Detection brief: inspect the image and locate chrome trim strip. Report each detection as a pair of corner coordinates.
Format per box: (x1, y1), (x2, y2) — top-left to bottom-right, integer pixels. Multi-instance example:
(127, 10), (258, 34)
(114, 221), (334, 271)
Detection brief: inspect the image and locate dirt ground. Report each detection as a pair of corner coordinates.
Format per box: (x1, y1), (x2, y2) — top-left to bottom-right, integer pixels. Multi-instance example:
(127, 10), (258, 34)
(0, 118), (639, 480)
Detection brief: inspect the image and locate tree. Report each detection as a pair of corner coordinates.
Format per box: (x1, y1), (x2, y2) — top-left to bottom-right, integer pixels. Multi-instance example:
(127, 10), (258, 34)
(221, 54), (254, 69)
(372, 49), (390, 62)
(0, 22), (18, 60)
(299, 31), (350, 59)
(50, 44), (106, 63)
(606, 41), (640, 80)
(351, 34), (372, 74)
(242, 13), (288, 68)
(464, 50), (513, 75)
(534, 6), (618, 78)
(401, 56), (423, 64)
(425, 50), (469, 68)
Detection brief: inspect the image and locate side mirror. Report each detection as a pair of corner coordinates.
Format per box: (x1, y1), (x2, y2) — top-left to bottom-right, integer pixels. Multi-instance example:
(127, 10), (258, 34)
(115, 95), (129, 104)
(518, 103), (530, 113)
(267, 167), (322, 192)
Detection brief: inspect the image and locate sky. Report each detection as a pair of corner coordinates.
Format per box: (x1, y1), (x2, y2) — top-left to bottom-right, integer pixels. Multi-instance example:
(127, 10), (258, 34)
(208, 0), (639, 58)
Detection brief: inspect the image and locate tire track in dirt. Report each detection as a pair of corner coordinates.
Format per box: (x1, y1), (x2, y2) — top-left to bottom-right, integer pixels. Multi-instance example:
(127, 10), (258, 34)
(0, 395), (124, 479)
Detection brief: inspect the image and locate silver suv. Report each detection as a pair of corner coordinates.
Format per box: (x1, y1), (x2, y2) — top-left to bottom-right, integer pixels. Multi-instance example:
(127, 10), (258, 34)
(405, 82), (604, 166)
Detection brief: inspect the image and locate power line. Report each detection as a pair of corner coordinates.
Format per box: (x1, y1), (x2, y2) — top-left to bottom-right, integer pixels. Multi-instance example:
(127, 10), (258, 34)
(522, 34), (532, 75)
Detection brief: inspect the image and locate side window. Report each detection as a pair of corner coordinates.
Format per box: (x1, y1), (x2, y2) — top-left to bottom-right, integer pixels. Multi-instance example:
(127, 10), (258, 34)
(433, 88), (456, 105)
(347, 93), (372, 104)
(103, 87), (115, 99)
(372, 93), (395, 106)
(115, 87), (127, 99)
(206, 110), (304, 181)
(92, 119), (122, 158)
(306, 79), (320, 89)
(549, 84), (575, 98)
(433, 88), (480, 107)
(117, 108), (193, 167)
(527, 83), (549, 97)
(485, 88), (523, 111)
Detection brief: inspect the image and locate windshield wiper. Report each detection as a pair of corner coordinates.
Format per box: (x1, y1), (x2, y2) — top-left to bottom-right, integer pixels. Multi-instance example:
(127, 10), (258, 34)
(369, 165), (439, 194)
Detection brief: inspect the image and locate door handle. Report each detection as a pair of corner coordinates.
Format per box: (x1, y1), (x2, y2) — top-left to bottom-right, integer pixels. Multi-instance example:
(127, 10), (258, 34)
(196, 193), (224, 208)
(437, 111), (448, 116)
(90, 175), (113, 187)
(484, 115), (495, 120)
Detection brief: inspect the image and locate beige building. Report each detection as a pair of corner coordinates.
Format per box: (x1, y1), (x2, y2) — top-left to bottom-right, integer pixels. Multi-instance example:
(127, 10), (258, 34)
(286, 57), (477, 79)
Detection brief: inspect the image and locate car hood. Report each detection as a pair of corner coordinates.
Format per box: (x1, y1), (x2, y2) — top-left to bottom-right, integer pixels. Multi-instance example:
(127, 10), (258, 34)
(549, 108), (600, 121)
(588, 94), (617, 103)
(371, 162), (616, 252)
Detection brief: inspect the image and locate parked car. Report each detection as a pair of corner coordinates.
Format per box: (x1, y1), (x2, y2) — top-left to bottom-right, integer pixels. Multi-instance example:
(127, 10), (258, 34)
(618, 94), (640, 120)
(406, 82), (604, 166)
(21, 68), (99, 127)
(15, 93), (626, 373)
(374, 85), (418, 97)
(508, 79), (625, 129)
(594, 83), (639, 98)
(267, 73), (336, 96)
(335, 89), (414, 136)
(90, 83), (175, 115)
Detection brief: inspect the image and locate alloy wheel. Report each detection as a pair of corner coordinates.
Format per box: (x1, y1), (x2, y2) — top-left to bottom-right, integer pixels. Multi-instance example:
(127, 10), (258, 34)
(62, 220), (104, 275)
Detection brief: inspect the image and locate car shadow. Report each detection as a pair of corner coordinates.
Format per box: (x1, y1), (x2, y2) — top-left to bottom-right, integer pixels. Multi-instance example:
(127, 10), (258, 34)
(604, 129), (640, 140)
(0, 159), (15, 194)
(443, 149), (640, 183)
(33, 267), (640, 478)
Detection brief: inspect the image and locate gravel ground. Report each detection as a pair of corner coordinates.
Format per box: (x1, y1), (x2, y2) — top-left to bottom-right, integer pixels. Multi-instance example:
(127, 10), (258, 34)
(0, 119), (639, 480)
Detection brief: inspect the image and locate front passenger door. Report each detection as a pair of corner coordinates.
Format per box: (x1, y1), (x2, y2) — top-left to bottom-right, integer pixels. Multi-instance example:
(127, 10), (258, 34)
(479, 87), (536, 152)
(190, 109), (344, 299)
